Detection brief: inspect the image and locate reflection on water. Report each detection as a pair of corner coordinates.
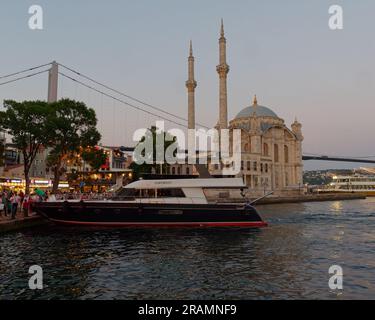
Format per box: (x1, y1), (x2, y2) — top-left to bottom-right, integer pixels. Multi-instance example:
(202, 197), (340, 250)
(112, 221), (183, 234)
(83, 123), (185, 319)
(1, 198), (375, 299)
(330, 201), (344, 214)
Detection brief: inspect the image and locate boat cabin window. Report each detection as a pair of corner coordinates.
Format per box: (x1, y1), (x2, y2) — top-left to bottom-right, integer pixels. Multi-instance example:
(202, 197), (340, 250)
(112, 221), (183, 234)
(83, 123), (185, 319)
(157, 188), (185, 198)
(117, 188), (139, 198)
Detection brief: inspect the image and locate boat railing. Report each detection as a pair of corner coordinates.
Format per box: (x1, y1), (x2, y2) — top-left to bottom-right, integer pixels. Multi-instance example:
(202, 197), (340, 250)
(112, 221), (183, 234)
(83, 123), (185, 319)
(49, 194), (209, 203)
(52, 193), (115, 201)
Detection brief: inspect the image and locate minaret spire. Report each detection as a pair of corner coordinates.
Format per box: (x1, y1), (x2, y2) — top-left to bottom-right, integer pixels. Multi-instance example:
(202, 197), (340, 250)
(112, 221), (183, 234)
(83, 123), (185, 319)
(253, 94), (258, 106)
(220, 18), (225, 37)
(216, 19), (230, 129)
(186, 40), (197, 130)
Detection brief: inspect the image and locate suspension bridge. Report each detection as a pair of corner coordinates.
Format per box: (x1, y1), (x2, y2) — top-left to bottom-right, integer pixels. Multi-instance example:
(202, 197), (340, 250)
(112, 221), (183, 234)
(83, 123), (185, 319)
(1, 61), (374, 165)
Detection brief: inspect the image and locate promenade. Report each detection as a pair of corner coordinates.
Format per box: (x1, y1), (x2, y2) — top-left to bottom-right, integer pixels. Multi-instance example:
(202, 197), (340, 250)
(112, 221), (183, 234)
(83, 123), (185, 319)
(0, 211), (47, 233)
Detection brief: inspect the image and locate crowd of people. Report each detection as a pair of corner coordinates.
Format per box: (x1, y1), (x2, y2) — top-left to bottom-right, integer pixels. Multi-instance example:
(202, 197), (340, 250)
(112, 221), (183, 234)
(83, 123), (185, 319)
(0, 189), (45, 220)
(0, 189), (115, 220)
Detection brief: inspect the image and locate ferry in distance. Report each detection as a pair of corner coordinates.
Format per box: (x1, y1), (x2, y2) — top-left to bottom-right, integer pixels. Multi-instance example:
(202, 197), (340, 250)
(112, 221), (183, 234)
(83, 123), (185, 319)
(33, 178), (268, 228)
(322, 175), (375, 196)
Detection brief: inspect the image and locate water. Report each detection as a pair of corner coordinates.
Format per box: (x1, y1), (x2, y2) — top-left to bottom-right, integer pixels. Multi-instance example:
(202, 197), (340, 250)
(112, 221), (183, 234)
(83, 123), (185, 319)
(1, 198), (375, 300)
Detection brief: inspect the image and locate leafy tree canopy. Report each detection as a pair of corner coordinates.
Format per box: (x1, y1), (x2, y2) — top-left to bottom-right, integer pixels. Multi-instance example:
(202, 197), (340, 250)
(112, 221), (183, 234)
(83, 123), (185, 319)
(0, 100), (51, 194)
(45, 99), (102, 192)
(130, 126), (178, 179)
(81, 147), (108, 172)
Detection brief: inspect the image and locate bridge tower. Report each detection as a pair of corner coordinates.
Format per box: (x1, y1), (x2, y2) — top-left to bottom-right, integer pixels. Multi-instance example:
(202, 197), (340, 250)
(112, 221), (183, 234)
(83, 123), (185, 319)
(48, 61), (58, 102)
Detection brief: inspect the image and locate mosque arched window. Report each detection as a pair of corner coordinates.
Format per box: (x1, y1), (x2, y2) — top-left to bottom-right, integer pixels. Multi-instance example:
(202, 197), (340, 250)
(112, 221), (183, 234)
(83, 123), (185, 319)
(284, 145), (289, 163)
(274, 144), (279, 162)
(263, 143), (269, 156)
(243, 143), (249, 152)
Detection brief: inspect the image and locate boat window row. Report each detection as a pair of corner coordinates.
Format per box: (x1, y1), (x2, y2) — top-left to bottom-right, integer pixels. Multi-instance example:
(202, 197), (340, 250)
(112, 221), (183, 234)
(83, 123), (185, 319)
(118, 188), (186, 198)
(335, 178), (375, 183)
(338, 185), (375, 190)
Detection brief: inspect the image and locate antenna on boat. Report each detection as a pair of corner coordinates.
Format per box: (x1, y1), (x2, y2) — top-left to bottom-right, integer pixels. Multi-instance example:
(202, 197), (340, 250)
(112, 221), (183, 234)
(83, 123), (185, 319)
(240, 187), (253, 207)
(248, 191), (274, 206)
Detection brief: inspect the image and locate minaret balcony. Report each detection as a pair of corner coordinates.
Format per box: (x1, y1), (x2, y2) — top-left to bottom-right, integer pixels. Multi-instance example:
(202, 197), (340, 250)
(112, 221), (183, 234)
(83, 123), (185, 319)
(185, 80), (197, 90)
(216, 64), (230, 75)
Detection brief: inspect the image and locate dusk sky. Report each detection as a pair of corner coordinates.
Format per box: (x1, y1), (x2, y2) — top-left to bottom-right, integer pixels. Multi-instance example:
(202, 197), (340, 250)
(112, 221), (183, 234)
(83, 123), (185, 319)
(0, 0), (374, 170)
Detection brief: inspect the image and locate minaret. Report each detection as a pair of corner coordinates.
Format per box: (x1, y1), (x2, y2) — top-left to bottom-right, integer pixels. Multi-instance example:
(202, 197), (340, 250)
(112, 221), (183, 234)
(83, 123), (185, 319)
(216, 19), (230, 129)
(186, 40), (197, 130)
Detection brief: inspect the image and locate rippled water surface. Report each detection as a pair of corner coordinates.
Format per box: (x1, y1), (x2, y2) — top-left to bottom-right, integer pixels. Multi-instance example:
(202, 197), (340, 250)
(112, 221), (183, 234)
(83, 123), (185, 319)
(1, 198), (375, 299)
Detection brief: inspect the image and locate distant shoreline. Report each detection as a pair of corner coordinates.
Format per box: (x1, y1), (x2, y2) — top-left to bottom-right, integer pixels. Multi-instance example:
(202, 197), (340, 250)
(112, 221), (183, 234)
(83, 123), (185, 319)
(209, 192), (367, 205)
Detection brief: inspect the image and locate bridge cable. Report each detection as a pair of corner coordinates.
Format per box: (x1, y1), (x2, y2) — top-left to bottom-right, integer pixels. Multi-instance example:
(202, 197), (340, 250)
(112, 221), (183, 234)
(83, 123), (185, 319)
(57, 63), (210, 129)
(0, 69), (50, 86)
(58, 71), (189, 128)
(0, 62), (52, 80)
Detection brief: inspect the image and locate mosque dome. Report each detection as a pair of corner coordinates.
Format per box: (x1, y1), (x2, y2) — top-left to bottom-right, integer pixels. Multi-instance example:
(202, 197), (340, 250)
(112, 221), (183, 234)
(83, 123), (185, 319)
(234, 96), (278, 119)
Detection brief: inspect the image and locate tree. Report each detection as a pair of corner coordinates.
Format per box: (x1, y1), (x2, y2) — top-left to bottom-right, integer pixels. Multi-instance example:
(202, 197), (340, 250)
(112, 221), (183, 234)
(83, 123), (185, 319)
(0, 138), (5, 167)
(81, 147), (108, 172)
(46, 99), (101, 193)
(130, 126), (178, 180)
(0, 100), (51, 194)
(65, 147), (107, 191)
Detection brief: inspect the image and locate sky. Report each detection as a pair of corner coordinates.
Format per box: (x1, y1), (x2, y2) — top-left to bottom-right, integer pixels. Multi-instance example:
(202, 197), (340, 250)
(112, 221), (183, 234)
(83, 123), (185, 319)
(0, 0), (374, 170)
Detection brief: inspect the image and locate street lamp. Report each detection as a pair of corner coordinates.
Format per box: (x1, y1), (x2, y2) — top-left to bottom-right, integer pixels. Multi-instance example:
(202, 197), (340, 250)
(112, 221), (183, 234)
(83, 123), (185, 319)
(261, 180), (269, 196)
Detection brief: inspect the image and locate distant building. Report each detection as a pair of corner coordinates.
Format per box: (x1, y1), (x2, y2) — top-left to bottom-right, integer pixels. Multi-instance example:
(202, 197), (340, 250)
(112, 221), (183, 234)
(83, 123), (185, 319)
(4, 143), (21, 167)
(29, 145), (52, 179)
(357, 167), (375, 175)
(66, 145), (133, 192)
(0, 142), (134, 192)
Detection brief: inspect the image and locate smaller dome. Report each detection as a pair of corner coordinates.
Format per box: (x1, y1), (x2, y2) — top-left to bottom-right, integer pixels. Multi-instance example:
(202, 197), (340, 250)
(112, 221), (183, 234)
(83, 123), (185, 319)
(235, 105), (278, 119)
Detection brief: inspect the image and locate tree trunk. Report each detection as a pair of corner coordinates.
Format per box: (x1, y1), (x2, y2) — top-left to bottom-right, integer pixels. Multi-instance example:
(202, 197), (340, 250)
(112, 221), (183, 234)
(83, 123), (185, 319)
(52, 163), (61, 193)
(24, 163), (30, 195)
(25, 174), (30, 195)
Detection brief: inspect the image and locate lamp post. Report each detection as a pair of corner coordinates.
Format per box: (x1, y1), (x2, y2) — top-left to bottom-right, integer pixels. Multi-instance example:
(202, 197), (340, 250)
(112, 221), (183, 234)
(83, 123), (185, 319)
(262, 180), (269, 196)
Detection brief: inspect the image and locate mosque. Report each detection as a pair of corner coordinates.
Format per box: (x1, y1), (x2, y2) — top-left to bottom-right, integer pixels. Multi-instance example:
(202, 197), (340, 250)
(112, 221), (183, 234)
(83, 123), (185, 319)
(182, 20), (304, 196)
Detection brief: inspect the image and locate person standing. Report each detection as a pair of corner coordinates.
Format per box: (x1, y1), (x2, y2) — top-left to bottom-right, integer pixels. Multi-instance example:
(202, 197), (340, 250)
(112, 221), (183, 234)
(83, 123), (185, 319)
(19, 190), (25, 213)
(7, 191), (12, 217)
(0, 192), (4, 217)
(10, 193), (21, 220)
(2, 191), (8, 216)
(22, 194), (31, 217)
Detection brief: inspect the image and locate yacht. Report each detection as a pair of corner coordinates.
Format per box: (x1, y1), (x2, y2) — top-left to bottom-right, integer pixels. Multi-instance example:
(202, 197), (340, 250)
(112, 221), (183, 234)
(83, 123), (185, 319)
(33, 178), (267, 228)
